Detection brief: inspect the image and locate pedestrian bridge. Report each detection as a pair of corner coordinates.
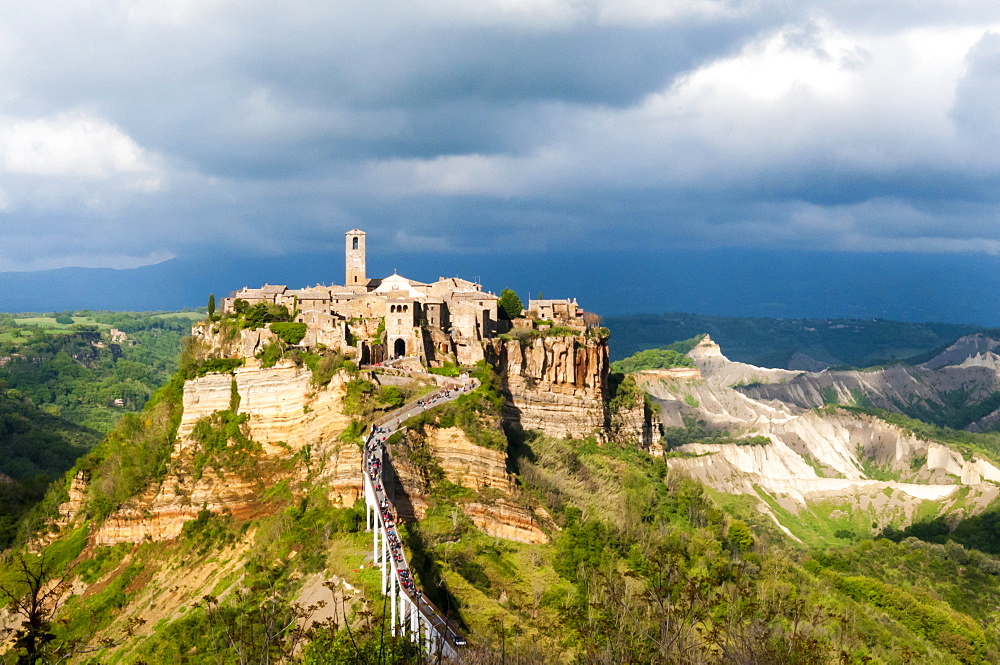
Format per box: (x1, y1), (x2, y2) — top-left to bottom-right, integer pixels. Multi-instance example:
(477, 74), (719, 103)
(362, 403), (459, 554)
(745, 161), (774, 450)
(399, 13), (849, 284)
(361, 374), (479, 661)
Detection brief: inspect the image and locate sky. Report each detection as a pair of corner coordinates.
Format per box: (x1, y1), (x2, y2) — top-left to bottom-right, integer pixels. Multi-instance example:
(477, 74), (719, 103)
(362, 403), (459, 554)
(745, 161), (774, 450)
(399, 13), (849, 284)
(0, 1), (999, 275)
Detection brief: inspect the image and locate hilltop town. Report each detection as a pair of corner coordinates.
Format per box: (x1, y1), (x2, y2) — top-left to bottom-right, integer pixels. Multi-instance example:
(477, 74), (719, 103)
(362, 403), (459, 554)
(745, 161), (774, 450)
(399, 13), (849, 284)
(222, 229), (590, 366)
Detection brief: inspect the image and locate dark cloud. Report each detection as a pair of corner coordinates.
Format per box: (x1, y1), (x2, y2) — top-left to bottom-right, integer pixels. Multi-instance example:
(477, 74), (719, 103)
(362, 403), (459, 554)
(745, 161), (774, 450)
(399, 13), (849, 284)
(0, 1), (999, 273)
(953, 31), (1000, 141)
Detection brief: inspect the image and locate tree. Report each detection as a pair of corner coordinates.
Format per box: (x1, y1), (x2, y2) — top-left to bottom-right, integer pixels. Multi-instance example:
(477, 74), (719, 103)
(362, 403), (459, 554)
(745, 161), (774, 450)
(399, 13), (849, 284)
(498, 289), (523, 320)
(0, 550), (145, 663)
(208, 294), (216, 322)
(0, 551), (69, 664)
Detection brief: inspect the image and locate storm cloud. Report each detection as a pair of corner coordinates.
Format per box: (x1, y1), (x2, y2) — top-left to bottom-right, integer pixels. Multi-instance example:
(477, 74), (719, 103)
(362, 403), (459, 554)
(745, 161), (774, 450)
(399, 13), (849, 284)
(0, 0), (998, 271)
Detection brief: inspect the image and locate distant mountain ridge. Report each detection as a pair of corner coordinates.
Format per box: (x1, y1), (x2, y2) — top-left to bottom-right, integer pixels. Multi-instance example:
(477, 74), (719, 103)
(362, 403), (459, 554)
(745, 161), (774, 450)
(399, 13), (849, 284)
(645, 334), (1000, 547)
(5, 248), (1000, 326)
(606, 312), (990, 366)
(736, 334), (1000, 432)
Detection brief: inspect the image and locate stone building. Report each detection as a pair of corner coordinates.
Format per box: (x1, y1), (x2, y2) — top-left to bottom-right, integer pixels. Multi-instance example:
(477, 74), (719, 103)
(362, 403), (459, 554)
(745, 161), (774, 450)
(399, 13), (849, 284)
(223, 229), (503, 366)
(526, 298), (585, 330)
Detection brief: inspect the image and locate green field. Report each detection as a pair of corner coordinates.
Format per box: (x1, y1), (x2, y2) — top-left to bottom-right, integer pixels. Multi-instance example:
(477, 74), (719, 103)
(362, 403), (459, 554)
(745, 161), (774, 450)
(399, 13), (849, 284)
(13, 316), (112, 331)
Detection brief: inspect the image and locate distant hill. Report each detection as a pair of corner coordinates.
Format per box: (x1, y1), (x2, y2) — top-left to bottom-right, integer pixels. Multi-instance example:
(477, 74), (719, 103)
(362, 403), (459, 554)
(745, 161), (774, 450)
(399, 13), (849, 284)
(0, 311), (198, 432)
(0, 392), (102, 545)
(605, 312), (988, 367)
(5, 248), (1000, 326)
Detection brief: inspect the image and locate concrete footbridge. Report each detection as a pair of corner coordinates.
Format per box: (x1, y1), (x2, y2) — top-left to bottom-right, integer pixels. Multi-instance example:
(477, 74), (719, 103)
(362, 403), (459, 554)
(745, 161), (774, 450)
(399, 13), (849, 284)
(361, 371), (480, 661)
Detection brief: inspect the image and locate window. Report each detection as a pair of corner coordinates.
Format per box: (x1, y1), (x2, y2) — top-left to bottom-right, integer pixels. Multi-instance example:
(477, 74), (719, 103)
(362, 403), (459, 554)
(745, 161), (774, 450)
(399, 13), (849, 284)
(352, 237), (359, 250)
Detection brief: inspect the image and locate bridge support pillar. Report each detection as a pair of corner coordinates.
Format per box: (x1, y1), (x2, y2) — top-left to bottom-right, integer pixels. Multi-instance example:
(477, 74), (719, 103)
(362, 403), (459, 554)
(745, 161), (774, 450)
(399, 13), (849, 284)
(410, 596), (418, 640)
(372, 511), (378, 571)
(381, 521), (388, 594)
(390, 572), (397, 636)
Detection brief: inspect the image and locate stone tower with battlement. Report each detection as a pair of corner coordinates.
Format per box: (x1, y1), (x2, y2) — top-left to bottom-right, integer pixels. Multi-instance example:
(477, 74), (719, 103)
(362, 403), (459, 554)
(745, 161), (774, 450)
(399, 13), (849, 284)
(345, 229), (367, 288)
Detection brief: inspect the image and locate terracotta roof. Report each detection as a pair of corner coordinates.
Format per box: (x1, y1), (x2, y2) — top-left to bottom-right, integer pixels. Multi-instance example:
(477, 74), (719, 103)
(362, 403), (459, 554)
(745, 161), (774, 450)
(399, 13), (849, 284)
(261, 284), (287, 294)
(291, 288), (331, 299)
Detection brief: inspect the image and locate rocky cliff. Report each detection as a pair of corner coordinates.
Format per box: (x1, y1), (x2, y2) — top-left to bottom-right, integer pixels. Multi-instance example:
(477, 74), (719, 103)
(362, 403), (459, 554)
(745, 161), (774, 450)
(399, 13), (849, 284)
(54, 357), (548, 548)
(483, 334), (609, 439)
(189, 320), (279, 359)
(388, 425), (548, 544)
(83, 360), (362, 545)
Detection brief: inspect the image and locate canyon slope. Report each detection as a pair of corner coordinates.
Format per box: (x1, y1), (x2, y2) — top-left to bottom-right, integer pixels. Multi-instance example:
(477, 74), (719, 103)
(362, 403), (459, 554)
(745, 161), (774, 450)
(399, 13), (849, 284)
(644, 335), (1000, 543)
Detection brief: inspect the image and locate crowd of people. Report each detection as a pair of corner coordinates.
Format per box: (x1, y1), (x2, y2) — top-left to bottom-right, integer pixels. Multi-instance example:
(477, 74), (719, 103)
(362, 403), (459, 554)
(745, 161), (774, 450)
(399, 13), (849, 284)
(362, 376), (478, 649)
(364, 424), (420, 604)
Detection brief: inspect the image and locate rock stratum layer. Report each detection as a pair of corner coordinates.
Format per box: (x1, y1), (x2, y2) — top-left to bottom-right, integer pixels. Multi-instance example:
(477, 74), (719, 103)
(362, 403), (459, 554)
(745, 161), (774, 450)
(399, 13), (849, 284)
(638, 336), (1000, 538)
(389, 425), (548, 544)
(484, 335), (609, 439)
(90, 360), (362, 545)
(55, 359), (548, 548)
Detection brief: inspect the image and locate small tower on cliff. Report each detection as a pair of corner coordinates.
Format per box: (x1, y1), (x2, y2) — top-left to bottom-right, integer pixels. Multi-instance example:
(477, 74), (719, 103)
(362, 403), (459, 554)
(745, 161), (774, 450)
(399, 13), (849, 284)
(345, 229), (367, 288)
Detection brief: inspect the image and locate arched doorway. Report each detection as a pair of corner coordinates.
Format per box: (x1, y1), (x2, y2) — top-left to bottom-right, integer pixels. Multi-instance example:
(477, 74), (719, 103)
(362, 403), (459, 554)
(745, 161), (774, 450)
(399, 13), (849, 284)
(393, 338), (406, 358)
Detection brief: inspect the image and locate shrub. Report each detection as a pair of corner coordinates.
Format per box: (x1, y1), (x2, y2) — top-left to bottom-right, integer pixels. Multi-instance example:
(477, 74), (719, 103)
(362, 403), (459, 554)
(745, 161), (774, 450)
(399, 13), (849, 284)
(429, 362), (461, 377)
(377, 385), (404, 409)
(343, 379), (375, 415)
(301, 352), (349, 386)
(256, 341), (284, 368)
(610, 347), (696, 374)
(269, 322), (307, 345)
(193, 358), (244, 378)
(190, 410), (260, 480)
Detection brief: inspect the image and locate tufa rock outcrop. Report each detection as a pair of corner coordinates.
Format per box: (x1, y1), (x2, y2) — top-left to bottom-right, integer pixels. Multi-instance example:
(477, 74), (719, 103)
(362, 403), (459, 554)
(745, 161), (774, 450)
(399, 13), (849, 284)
(55, 358), (549, 547)
(484, 334), (610, 439)
(84, 360), (363, 545)
(388, 425), (548, 544)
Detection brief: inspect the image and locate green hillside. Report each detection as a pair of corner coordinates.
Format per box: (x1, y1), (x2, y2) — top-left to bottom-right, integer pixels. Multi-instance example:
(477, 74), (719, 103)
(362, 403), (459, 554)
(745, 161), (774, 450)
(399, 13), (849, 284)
(5, 312), (1000, 663)
(0, 310), (201, 432)
(0, 392), (101, 546)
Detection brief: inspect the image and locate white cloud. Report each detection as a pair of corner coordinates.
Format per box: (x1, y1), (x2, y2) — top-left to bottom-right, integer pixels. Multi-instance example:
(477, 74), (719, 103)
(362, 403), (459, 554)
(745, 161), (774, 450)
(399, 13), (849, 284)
(595, 0), (749, 26)
(0, 113), (163, 188)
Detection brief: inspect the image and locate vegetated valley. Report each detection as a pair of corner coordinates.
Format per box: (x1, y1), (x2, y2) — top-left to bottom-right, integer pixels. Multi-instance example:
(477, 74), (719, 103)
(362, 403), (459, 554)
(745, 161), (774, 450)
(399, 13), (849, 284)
(0, 311), (199, 549)
(5, 310), (1000, 663)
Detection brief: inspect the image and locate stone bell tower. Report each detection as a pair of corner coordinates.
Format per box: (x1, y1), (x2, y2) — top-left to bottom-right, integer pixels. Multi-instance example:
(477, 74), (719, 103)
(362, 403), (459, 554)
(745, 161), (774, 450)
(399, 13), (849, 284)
(345, 229), (367, 288)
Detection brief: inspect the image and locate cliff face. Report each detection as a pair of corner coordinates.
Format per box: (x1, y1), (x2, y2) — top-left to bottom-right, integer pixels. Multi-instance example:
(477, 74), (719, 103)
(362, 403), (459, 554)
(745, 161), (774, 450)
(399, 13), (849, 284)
(55, 358), (548, 548)
(484, 335), (609, 439)
(389, 425), (548, 544)
(190, 321), (278, 359)
(87, 360), (362, 545)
